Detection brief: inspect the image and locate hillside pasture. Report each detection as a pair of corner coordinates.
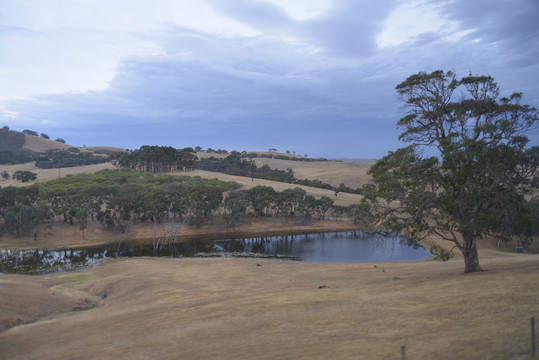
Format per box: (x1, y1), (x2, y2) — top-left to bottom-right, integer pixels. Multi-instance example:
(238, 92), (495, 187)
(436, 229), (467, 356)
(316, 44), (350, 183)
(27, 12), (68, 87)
(0, 242), (537, 360)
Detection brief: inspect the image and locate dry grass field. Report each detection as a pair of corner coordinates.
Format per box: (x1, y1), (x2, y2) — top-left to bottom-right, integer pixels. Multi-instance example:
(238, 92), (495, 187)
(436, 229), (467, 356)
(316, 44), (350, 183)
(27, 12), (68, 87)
(0, 162), (116, 187)
(0, 240), (537, 360)
(1, 150), (538, 359)
(0, 154), (366, 207)
(253, 157), (374, 189)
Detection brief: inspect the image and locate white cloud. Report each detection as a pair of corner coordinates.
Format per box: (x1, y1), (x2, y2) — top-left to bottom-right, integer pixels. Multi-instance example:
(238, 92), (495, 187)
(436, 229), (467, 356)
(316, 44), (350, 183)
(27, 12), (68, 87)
(0, 0), (538, 157)
(0, 0), (256, 102)
(376, 0), (468, 48)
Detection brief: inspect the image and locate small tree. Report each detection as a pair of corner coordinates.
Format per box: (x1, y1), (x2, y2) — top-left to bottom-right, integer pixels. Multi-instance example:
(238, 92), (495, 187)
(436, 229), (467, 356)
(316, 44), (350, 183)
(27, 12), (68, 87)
(1, 171), (9, 181)
(76, 209), (88, 240)
(55, 138), (66, 143)
(22, 129), (38, 136)
(40, 133), (50, 139)
(361, 70), (538, 273)
(12, 170), (37, 183)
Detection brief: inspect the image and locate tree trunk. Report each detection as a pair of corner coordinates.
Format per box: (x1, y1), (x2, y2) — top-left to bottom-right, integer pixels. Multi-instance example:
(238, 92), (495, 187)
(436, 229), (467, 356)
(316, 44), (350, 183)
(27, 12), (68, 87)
(462, 233), (482, 273)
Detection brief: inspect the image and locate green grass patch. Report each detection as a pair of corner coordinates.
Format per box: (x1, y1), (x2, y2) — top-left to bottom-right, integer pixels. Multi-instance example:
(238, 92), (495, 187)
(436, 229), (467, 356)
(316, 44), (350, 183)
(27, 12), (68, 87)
(61, 274), (91, 283)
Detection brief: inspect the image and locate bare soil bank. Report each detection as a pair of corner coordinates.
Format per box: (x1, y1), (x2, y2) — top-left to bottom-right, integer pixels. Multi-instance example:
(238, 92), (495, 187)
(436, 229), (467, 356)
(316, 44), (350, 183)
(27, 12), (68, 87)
(0, 218), (359, 250)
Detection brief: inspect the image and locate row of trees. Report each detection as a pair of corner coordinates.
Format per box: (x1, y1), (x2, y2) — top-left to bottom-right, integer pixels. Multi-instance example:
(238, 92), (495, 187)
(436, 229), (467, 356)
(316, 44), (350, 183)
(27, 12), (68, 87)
(35, 149), (111, 169)
(0, 170), (353, 241)
(196, 152), (295, 183)
(21, 128), (65, 143)
(196, 152), (362, 194)
(0, 171), (37, 183)
(117, 146), (198, 173)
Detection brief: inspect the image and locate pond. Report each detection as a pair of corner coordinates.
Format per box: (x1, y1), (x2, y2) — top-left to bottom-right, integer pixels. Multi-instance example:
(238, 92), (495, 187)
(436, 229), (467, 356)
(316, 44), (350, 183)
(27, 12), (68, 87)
(0, 232), (432, 275)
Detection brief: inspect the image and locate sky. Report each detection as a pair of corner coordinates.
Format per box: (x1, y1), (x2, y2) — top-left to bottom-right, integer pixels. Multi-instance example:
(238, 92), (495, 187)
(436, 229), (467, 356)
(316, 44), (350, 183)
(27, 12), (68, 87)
(1, 0), (538, 159)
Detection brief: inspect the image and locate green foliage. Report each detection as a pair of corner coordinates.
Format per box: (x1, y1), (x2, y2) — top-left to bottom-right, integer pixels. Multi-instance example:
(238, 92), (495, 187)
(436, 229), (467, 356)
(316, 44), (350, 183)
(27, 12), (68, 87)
(223, 190), (250, 226)
(0, 151), (34, 164)
(196, 154), (294, 183)
(3, 202), (52, 238)
(362, 70), (538, 273)
(429, 245), (454, 261)
(118, 145), (197, 172)
(22, 129), (38, 136)
(12, 170), (37, 183)
(0, 167), (347, 239)
(40, 133), (50, 139)
(55, 138), (66, 143)
(196, 153), (351, 192)
(35, 149), (110, 169)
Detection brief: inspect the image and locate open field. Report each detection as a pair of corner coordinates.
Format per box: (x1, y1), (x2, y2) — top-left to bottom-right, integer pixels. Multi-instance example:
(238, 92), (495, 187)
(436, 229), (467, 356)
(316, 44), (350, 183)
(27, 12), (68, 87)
(2, 151), (538, 359)
(253, 157), (374, 189)
(0, 162), (115, 187)
(0, 157), (366, 207)
(196, 150), (374, 189)
(0, 239), (538, 360)
(21, 134), (77, 153)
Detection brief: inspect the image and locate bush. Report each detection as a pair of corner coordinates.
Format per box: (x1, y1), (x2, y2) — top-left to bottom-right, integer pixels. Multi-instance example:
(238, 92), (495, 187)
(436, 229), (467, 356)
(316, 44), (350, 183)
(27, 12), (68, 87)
(12, 170), (37, 183)
(22, 129), (39, 136)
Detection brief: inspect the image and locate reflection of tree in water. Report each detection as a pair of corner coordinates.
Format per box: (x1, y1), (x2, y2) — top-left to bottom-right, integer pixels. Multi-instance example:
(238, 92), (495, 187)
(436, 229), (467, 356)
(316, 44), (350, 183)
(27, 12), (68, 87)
(0, 232), (430, 274)
(0, 248), (109, 275)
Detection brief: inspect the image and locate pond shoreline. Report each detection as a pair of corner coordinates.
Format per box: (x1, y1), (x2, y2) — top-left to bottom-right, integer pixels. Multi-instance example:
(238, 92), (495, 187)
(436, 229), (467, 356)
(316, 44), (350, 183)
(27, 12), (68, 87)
(1, 230), (432, 275)
(0, 219), (361, 251)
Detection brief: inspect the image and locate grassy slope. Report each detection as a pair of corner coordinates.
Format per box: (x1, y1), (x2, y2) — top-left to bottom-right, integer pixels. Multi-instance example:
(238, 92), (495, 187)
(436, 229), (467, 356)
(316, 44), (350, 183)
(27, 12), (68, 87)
(0, 154), (366, 206)
(1, 150), (538, 359)
(0, 245), (537, 360)
(0, 129), (26, 152)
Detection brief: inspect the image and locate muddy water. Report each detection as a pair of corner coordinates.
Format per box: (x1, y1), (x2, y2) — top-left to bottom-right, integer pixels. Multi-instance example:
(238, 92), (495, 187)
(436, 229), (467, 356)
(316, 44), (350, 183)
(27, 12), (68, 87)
(0, 232), (432, 274)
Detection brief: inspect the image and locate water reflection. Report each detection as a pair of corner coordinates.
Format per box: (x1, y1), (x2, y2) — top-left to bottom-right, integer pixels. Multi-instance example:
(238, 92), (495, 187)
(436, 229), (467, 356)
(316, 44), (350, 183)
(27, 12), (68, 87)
(0, 232), (431, 274)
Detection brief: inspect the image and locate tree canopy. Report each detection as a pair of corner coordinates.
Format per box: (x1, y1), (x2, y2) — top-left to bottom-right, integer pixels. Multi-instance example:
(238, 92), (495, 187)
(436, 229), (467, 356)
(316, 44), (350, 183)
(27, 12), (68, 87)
(361, 70), (538, 273)
(117, 145), (198, 172)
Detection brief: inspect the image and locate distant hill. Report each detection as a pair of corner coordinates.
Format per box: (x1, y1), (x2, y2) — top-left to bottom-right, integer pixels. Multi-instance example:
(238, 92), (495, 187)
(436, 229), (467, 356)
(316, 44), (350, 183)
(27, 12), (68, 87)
(21, 132), (77, 153)
(0, 128), (127, 165)
(0, 127), (126, 155)
(0, 128), (27, 152)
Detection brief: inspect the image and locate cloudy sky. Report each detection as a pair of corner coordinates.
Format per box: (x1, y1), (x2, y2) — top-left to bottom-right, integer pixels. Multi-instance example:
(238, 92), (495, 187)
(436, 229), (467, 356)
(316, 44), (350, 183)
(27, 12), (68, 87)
(1, 0), (538, 158)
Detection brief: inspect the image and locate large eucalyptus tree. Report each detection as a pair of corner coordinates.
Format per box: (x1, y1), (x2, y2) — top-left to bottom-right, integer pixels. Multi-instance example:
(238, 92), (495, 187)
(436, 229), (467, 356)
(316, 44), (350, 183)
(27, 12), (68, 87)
(362, 70), (538, 273)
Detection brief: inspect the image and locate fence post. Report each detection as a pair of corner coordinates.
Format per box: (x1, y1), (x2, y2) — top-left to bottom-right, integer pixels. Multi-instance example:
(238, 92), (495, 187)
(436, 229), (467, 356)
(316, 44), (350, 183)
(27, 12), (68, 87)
(532, 317), (536, 358)
(401, 344), (406, 360)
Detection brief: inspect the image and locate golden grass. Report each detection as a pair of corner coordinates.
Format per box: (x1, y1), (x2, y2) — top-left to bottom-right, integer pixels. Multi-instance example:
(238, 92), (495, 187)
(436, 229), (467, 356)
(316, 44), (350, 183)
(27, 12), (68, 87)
(21, 134), (75, 153)
(0, 162), (115, 187)
(0, 160), (365, 206)
(2, 151), (537, 359)
(0, 242), (538, 360)
(253, 157), (374, 189)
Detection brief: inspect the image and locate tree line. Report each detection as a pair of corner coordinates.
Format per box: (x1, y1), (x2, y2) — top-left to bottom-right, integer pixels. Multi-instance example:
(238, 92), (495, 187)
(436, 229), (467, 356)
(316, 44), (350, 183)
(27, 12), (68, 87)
(117, 146), (198, 172)
(0, 169), (356, 241)
(35, 149), (112, 169)
(196, 151), (362, 194)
